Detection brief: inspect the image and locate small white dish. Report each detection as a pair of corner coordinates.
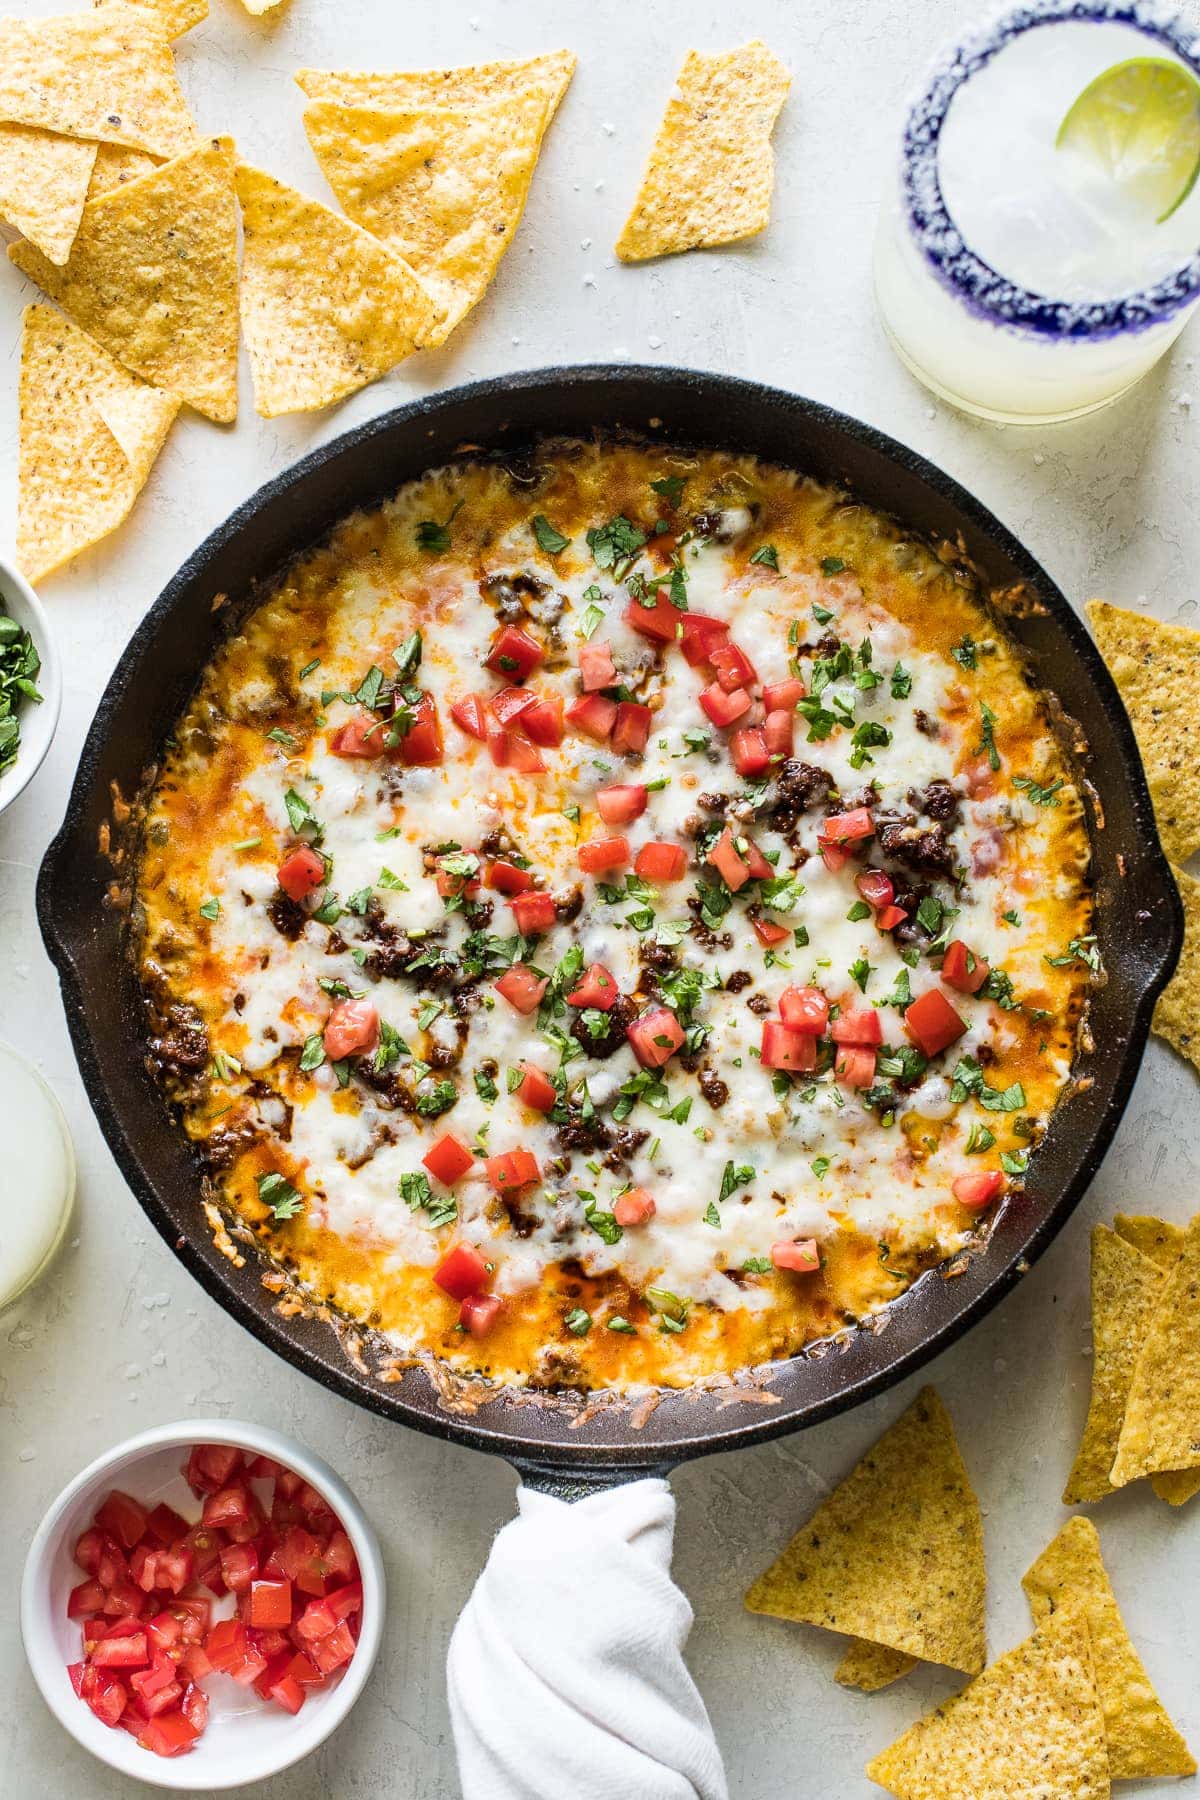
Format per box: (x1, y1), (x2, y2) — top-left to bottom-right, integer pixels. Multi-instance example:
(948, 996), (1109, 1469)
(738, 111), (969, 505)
(21, 1419), (386, 1790)
(0, 1039), (76, 1311)
(0, 553), (61, 818)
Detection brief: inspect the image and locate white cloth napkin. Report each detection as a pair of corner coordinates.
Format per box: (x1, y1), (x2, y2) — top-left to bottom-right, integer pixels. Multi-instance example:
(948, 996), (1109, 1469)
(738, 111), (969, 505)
(447, 1476), (729, 1800)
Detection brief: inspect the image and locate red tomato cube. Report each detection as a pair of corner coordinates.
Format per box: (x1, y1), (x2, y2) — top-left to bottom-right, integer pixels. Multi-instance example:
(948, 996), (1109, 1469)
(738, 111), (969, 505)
(596, 784), (647, 826)
(521, 696), (565, 747)
(634, 840), (687, 882)
(565, 694), (617, 742)
(941, 939), (990, 994)
(830, 1007), (883, 1047)
(485, 858), (533, 895)
(750, 915), (790, 947)
(762, 677), (804, 712)
(486, 625), (543, 681)
(577, 835), (631, 874)
(510, 891), (557, 935)
(952, 1171), (1006, 1209)
(329, 711), (383, 758)
(566, 963), (619, 1011)
(611, 701), (652, 754)
(627, 1009), (685, 1069)
(489, 685), (536, 728)
(397, 693), (442, 767)
(678, 613), (729, 667)
(779, 986), (830, 1034)
(494, 964), (548, 1014)
(449, 692), (489, 741)
(95, 1491), (149, 1552)
(513, 1062), (557, 1112)
(323, 997), (379, 1060)
(433, 1243), (491, 1301)
(460, 1294), (503, 1338)
(218, 1542), (259, 1594)
(763, 709), (794, 757)
(277, 846), (325, 903)
(820, 807), (874, 847)
(247, 1579), (293, 1630)
(422, 1134), (474, 1185)
(771, 1239), (821, 1273)
(730, 727), (770, 776)
(855, 869), (894, 911)
(761, 1022), (817, 1072)
(709, 638), (757, 693)
(485, 1149), (539, 1193)
(613, 1188), (656, 1227)
(624, 592), (681, 643)
(699, 682), (751, 728)
(904, 989), (967, 1057)
(834, 1045), (877, 1088)
(579, 641), (617, 691)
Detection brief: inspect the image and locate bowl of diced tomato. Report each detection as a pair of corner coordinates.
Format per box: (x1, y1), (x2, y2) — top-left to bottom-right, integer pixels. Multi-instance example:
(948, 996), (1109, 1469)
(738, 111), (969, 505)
(20, 1420), (384, 1788)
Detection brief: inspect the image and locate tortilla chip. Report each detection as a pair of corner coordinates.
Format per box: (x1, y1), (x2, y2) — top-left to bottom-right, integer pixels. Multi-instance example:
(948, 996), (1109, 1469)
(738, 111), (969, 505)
(0, 4), (196, 158)
(866, 1610), (1110, 1800)
(1087, 600), (1200, 864)
(1062, 1227), (1166, 1505)
(236, 0), (288, 13)
(103, 0), (207, 37)
(1111, 1213), (1200, 1487)
(10, 136), (239, 423)
(615, 41), (790, 262)
(295, 49), (576, 117)
(0, 125), (96, 264)
(87, 143), (160, 200)
(302, 86), (553, 347)
(1023, 1517), (1194, 1778)
(745, 1388), (985, 1675)
(1150, 1467), (1200, 1505)
(1153, 864), (1200, 1075)
(18, 303), (177, 584)
(235, 164), (436, 417)
(1114, 1213), (1186, 1270)
(835, 1639), (918, 1693)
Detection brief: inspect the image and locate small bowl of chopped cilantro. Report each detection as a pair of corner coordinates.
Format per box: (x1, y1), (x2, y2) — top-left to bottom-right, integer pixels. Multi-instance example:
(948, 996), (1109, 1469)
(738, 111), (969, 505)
(0, 561), (60, 817)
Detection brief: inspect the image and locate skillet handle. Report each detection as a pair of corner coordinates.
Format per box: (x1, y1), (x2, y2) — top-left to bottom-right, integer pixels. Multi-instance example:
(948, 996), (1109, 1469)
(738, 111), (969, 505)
(446, 1464), (729, 1800)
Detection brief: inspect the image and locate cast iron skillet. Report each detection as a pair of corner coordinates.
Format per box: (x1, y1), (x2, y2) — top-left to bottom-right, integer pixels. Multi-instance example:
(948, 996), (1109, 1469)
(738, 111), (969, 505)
(37, 367), (1180, 1495)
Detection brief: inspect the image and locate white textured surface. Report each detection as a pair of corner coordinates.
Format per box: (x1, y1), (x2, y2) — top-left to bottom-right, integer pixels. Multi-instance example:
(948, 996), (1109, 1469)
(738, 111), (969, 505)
(1, 1), (1198, 1796)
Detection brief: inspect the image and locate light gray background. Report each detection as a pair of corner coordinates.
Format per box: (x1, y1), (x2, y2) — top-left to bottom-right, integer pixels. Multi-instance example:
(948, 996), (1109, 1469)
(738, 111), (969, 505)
(2, 1), (1198, 1795)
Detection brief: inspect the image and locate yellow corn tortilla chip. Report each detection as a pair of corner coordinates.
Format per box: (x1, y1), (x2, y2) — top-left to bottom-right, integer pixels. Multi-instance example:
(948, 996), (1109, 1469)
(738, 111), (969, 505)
(1087, 600), (1200, 864)
(745, 1388), (985, 1675)
(866, 1610), (1110, 1800)
(0, 4), (196, 157)
(237, 0), (288, 14)
(615, 40), (790, 263)
(10, 136), (239, 423)
(18, 303), (177, 584)
(1063, 1227), (1166, 1505)
(1023, 1517), (1194, 1778)
(235, 164), (436, 417)
(87, 143), (160, 200)
(295, 49), (576, 117)
(836, 1639), (918, 1693)
(302, 86), (553, 347)
(0, 125), (96, 264)
(1151, 1467), (1200, 1505)
(1114, 1212), (1186, 1270)
(1111, 1213), (1200, 1487)
(100, 0), (207, 37)
(1154, 864), (1200, 1076)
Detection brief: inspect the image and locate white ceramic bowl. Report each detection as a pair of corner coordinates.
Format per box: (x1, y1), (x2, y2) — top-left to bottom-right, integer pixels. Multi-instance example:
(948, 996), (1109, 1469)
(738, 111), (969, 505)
(0, 553), (61, 817)
(21, 1420), (386, 1790)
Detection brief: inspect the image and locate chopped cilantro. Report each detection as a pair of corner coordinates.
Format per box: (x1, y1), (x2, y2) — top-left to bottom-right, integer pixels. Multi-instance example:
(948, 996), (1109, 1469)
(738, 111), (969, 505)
(298, 1033), (326, 1073)
(718, 1161), (755, 1204)
(810, 1155), (831, 1178)
(964, 1122), (996, 1154)
(750, 544), (780, 571)
(257, 1172), (302, 1220)
(587, 515), (646, 573)
(392, 632), (423, 677)
(298, 657), (321, 680)
(1045, 936), (1101, 975)
(565, 1307), (592, 1336)
(532, 514), (570, 555)
(849, 956), (873, 993)
(266, 727), (296, 749)
(847, 899), (872, 922)
(607, 1316), (636, 1334)
(415, 1080), (457, 1118)
(890, 663), (912, 700)
(650, 475), (686, 507)
(1013, 775), (1064, 808)
(951, 635), (978, 670)
(977, 700), (1001, 772)
(415, 500), (463, 554)
(1001, 1148), (1030, 1175)
(820, 556), (845, 576)
(198, 896), (220, 922)
(474, 1068), (498, 1104)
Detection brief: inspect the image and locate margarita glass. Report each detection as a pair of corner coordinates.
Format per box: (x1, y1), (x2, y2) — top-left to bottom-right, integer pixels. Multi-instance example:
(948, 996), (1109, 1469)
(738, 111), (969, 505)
(875, 0), (1200, 422)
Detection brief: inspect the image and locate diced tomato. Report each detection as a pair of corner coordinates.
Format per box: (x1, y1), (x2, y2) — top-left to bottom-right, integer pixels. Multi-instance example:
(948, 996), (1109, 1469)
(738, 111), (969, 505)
(834, 1045), (877, 1088)
(578, 835), (630, 874)
(513, 1062), (556, 1112)
(750, 914), (790, 947)
(779, 986), (830, 1033)
(129, 1545), (161, 1593)
(710, 638), (757, 693)
(230, 1645), (269, 1689)
(494, 963), (548, 1014)
(763, 709), (794, 757)
(180, 1682), (208, 1733)
(596, 783), (647, 826)
(329, 710), (384, 758)
(579, 641), (617, 691)
(771, 1239), (821, 1273)
(941, 939), (990, 995)
(635, 840), (687, 882)
(103, 1578), (144, 1620)
(486, 858), (533, 895)
(202, 1484), (257, 1536)
(95, 1491), (149, 1552)
(258, 1653), (306, 1716)
(490, 685), (537, 728)
(136, 1711), (200, 1757)
(219, 1542), (259, 1594)
(830, 1007), (883, 1046)
(510, 892), (557, 936)
(855, 869), (895, 911)
(434, 1243), (491, 1301)
(566, 693), (617, 742)
(706, 824), (770, 890)
(74, 1528), (106, 1576)
(422, 1134), (474, 1185)
(485, 1149), (540, 1193)
(277, 846), (326, 903)
(450, 692), (489, 740)
(168, 1598), (212, 1644)
(952, 1171), (1006, 1209)
(145, 1502), (190, 1546)
(763, 677), (804, 713)
(730, 727), (770, 776)
(460, 1293), (504, 1338)
(92, 1632), (149, 1669)
(678, 613), (730, 667)
(876, 904), (908, 931)
(247, 1580), (293, 1630)
(310, 1620), (356, 1675)
(323, 1531), (358, 1585)
(627, 1009), (685, 1070)
(155, 1545), (194, 1596)
(611, 701), (652, 754)
(183, 1526), (222, 1592)
(68, 1661), (86, 1697)
(68, 1580), (106, 1619)
(294, 1597), (337, 1642)
(286, 1651), (323, 1687)
(624, 591), (681, 643)
(612, 1188), (656, 1227)
(521, 696), (565, 747)
(204, 1618), (249, 1674)
(323, 997), (379, 1060)
(82, 1666), (128, 1728)
(183, 1444), (243, 1496)
(485, 624), (543, 681)
(761, 1021), (817, 1072)
(130, 1652), (179, 1705)
(820, 841), (848, 874)
(820, 807), (874, 847)
(566, 963), (619, 1011)
(145, 1611), (182, 1653)
(397, 693), (443, 767)
(436, 856), (480, 899)
(904, 989), (968, 1057)
(699, 682), (751, 728)
(273, 1527), (326, 1595)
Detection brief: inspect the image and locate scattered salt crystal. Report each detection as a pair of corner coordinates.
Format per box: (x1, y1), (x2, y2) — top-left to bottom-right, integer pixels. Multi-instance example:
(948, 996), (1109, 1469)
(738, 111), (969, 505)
(583, 274), (596, 288)
(594, 180), (604, 192)
(18, 1447), (35, 1463)
(1175, 391), (1193, 409)
(602, 122), (615, 136)
(1033, 453), (1044, 465)
(581, 237), (592, 250)
(151, 1351), (166, 1367)
(648, 336), (663, 350)
(123, 1363), (142, 1380)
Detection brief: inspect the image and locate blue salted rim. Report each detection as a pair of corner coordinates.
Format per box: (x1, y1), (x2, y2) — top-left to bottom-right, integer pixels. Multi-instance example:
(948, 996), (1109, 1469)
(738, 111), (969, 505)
(902, 0), (1200, 339)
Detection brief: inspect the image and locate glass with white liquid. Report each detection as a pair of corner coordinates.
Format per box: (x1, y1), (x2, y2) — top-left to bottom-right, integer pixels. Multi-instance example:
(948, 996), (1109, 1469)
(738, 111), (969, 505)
(875, 0), (1200, 422)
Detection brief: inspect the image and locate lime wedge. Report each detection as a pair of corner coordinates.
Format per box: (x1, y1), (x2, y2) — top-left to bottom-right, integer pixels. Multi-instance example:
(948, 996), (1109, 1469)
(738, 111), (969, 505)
(1057, 57), (1200, 223)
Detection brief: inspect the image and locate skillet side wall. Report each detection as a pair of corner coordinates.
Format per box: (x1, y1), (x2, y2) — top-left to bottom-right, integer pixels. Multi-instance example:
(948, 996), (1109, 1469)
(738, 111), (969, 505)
(35, 368), (1182, 1474)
